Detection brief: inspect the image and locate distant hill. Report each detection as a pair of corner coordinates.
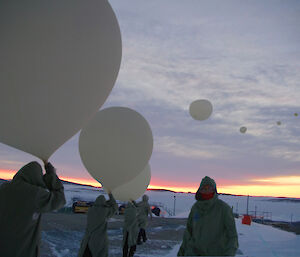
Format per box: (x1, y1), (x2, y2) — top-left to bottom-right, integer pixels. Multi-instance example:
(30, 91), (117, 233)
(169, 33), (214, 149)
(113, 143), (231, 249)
(1, 178), (299, 200)
(147, 188), (177, 193)
(218, 192), (245, 197)
(265, 198), (300, 203)
(0, 178), (6, 185)
(61, 180), (101, 189)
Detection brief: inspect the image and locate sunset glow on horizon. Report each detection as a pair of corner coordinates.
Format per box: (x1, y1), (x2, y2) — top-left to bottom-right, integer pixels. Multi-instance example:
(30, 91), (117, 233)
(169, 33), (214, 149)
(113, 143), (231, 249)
(1, 169), (299, 198)
(0, 169), (16, 180)
(0, 169), (103, 188)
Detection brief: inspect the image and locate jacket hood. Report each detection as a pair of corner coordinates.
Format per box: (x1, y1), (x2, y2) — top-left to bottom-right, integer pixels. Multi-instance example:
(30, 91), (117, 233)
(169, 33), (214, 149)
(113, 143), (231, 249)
(94, 195), (107, 207)
(12, 161), (46, 188)
(195, 176), (218, 201)
(142, 195), (149, 202)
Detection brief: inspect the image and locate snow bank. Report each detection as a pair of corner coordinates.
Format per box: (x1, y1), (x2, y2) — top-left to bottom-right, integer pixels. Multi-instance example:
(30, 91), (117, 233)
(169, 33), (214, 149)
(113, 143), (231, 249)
(62, 183), (300, 222)
(236, 218), (300, 257)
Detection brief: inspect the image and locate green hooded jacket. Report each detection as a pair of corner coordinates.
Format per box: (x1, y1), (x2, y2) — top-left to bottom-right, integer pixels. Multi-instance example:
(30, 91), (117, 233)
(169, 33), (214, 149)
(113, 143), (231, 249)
(123, 201), (139, 248)
(0, 161), (66, 257)
(78, 193), (118, 257)
(136, 195), (152, 229)
(178, 176), (238, 256)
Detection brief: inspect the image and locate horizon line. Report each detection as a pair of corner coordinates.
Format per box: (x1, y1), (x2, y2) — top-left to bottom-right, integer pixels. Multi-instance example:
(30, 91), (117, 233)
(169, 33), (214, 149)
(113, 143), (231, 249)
(1, 172), (300, 199)
(59, 179), (300, 199)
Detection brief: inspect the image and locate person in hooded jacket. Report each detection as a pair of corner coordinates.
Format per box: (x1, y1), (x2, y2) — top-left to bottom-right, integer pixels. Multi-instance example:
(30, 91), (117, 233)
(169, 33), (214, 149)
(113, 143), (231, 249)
(78, 192), (118, 257)
(0, 161), (66, 257)
(123, 201), (139, 257)
(178, 176), (239, 256)
(136, 194), (152, 245)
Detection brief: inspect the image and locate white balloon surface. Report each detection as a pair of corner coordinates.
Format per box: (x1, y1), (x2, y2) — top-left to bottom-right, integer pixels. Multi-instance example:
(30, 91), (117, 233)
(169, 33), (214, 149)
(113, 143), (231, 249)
(79, 107), (153, 191)
(109, 164), (151, 202)
(240, 127), (247, 134)
(0, 0), (122, 160)
(189, 99), (213, 121)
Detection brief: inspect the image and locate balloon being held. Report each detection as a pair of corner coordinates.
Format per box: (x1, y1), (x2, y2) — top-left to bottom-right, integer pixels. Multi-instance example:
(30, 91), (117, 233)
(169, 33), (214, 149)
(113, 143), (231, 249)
(0, 0), (122, 161)
(79, 107), (153, 191)
(109, 164), (151, 202)
(240, 127), (247, 134)
(189, 99), (213, 121)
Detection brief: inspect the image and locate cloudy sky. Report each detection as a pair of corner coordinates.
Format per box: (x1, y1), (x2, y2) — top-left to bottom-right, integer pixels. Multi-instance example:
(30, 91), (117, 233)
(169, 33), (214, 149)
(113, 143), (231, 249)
(1, 0), (300, 197)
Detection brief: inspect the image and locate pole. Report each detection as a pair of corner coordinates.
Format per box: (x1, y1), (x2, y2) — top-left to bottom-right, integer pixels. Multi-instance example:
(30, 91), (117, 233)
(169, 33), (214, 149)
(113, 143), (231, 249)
(255, 205), (257, 218)
(246, 195), (249, 215)
(173, 195), (176, 216)
(236, 202), (238, 214)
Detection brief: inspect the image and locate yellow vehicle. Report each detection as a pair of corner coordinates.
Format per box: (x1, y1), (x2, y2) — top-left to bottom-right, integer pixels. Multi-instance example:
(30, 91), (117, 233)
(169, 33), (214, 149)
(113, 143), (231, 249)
(72, 201), (94, 213)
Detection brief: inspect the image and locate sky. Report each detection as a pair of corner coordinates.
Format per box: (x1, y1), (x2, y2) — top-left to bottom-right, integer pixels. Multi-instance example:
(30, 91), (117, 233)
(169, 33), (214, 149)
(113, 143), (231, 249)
(1, 0), (300, 197)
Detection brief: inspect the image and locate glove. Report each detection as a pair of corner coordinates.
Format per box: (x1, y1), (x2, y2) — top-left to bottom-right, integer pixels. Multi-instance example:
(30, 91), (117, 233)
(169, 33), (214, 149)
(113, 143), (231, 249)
(44, 162), (56, 174)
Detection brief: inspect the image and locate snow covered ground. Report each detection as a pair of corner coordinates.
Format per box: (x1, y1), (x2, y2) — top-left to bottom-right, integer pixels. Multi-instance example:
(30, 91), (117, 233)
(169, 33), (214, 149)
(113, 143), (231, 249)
(236, 220), (300, 257)
(44, 182), (300, 257)
(161, 220), (300, 257)
(63, 183), (300, 222)
(41, 214), (300, 257)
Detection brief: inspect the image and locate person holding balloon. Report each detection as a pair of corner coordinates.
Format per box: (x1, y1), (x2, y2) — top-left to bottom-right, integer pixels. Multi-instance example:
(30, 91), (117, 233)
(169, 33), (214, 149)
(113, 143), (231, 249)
(78, 192), (118, 257)
(178, 176), (238, 256)
(123, 200), (139, 257)
(136, 194), (153, 245)
(0, 161), (66, 257)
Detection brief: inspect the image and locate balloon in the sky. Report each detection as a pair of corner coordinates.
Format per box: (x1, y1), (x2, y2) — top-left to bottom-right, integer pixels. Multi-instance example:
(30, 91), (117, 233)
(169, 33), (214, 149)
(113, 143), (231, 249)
(189, 99), (213, 121)
(240, 127), (247, 134)
(109, 164), (151, 202)
(294, 113), (298, 117)
(79, 107), (153, 191)
(277, 121), (281, 126)
(0, 0), (122, 161)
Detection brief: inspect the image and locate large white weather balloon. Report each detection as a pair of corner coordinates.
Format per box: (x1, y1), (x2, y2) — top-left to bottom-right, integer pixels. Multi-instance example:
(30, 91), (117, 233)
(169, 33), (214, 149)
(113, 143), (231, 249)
(109, 164), (151, 202)
(79, 107), (153, 190)
(0, 0), (122, 161)
(240, 127), (247, 133)
(189, 99), (213, 121)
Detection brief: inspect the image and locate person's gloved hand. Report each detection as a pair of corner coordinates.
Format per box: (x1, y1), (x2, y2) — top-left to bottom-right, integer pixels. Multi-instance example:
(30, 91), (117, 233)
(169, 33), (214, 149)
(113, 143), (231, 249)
(44, 162), (56, 174)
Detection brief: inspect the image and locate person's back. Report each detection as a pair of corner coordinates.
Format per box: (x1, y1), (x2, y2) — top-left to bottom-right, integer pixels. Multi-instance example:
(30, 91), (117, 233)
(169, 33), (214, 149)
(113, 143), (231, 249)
(136, 195), (152, 244)
(124, 202), (138, 231)
(78, 193), (117, 257)
(123, 201), (139, 257)
(0, 161), (66, 257)
(137, 195), (152, 221)
(178, 176), (238, 256)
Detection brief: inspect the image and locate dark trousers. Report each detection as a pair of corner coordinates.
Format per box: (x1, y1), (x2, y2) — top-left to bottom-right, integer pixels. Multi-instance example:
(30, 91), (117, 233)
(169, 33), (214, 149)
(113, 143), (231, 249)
(83, 244), (93, 257)
(123, 232), (136, 257)
(137, 228), (147, 243)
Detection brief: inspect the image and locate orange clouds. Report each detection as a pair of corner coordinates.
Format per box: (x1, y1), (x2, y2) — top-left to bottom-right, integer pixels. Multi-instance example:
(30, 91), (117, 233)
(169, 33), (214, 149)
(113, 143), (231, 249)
(218, 175), (300, 198)
(1, 171), (300, 198)
(149, 176), (300, 197)
(59, 176), (102, 188)
(0, 169), (15, 180)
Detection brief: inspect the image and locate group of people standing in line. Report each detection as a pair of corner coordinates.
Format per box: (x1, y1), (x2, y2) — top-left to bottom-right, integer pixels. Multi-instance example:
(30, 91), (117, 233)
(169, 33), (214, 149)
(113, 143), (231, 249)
(0, 161), (238, 256)
(77, 192), (152, 257)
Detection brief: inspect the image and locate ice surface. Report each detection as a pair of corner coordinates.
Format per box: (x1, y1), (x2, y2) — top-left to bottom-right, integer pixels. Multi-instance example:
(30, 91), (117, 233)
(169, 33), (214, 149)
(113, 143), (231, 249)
(237, 220), (300, 257)
(39, 183), (300, 257)
(63, 183), (300, 222)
